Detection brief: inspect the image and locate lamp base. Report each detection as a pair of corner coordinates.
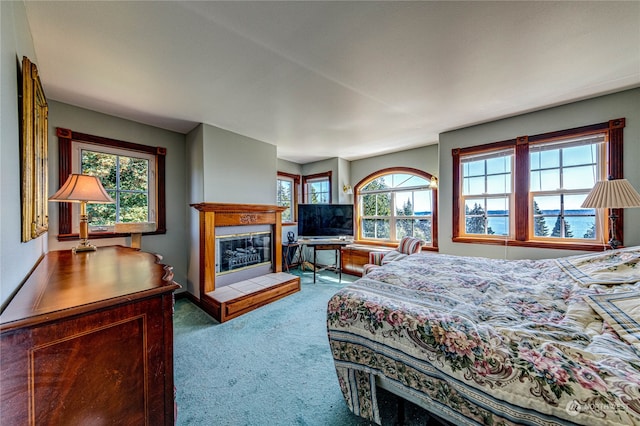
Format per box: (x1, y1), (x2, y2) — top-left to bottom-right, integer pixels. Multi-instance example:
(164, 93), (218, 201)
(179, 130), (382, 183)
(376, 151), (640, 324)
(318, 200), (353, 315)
(72, 242), (97, 253)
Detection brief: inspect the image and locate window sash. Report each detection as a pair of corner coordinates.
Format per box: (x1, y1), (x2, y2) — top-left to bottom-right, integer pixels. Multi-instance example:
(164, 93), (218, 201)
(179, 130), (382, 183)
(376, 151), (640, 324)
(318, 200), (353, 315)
(71, 141), (156, 232)
(304, 177), (330, 204)
(277, 177), (294, 222)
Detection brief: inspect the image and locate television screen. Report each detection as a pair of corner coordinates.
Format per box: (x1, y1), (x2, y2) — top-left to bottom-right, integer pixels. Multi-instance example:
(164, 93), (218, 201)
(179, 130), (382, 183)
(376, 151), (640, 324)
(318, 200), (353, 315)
(298, 204), (354, 238)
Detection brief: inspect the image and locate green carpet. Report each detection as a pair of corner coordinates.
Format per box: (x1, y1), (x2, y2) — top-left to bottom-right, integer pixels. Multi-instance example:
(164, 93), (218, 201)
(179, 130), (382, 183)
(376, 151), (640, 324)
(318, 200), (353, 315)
(173, 269), (435, 426)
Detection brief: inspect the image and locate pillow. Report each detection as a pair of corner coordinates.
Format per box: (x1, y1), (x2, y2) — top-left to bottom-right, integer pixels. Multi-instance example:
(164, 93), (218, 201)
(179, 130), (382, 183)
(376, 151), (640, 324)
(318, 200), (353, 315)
(368, 251), (386, 265)
(585, 292), (640, 351)
(397, 237), (423, 255)
(381, 250), (407, 265)
(556, 246), (640, 286)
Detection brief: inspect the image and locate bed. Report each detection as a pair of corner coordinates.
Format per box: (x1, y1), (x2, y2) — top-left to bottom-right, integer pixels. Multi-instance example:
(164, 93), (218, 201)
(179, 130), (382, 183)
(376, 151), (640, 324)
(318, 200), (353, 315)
(327, 247), (640, 425)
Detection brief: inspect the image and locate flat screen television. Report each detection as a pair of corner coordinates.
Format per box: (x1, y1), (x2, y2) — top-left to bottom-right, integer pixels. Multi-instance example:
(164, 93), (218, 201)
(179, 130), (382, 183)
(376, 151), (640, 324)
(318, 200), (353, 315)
(297, 204), (354, 238)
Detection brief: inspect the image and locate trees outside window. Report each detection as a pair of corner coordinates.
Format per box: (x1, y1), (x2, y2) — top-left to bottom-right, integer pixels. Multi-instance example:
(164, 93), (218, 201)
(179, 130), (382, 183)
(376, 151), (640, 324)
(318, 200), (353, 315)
(356, 168), (437, 247)
(303, 172), (331, 204)
(78, 145), (154, 228)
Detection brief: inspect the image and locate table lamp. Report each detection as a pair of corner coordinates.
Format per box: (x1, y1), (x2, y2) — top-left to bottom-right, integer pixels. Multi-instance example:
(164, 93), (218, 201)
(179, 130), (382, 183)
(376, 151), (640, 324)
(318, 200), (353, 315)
(581, 177), (640, 249)
(49, 174), (115, 253)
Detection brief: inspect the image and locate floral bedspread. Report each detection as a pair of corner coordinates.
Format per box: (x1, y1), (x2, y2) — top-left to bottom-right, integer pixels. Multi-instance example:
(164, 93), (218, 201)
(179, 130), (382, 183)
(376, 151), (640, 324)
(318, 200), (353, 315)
(327, 249), (640, 425)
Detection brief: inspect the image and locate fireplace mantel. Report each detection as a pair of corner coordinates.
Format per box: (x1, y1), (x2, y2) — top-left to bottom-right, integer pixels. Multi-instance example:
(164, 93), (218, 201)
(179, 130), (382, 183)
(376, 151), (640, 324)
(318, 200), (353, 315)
(191, 203), (300, 322)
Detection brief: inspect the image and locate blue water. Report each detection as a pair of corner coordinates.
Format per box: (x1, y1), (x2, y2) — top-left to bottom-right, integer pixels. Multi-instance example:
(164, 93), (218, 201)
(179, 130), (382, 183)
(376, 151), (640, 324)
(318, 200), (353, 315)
(487, 209), (595, 237)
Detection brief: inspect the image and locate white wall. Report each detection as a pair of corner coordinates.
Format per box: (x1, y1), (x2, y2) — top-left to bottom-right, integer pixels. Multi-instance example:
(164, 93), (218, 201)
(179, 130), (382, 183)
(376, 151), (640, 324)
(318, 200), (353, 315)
(439, 88), (640, 260)
(0, 1), (46, 308)
(47, 101), (189, 290)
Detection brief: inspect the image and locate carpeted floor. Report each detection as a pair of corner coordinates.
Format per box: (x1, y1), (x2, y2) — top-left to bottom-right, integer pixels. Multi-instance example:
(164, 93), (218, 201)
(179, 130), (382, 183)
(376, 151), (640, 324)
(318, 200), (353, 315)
(173, 269), (438, 426)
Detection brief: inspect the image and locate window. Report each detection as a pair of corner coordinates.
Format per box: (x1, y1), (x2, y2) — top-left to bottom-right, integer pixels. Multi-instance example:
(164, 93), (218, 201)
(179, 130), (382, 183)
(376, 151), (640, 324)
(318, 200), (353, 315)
(452, 119), (625, 250)
(277, 172), (300, 223)
(74, 142), (156, 231)
(530, 134), (605, 241)
(55, 127), (166, 240)
(356, 167), (438, 247)
(461, 149), (513, 237)
(303, 171), (331, 204)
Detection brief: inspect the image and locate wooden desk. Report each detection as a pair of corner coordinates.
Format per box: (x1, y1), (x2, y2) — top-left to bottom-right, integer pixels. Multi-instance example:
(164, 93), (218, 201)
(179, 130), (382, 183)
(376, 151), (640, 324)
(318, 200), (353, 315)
(299, 239), (352, 283)
(0, 246), (180, 425)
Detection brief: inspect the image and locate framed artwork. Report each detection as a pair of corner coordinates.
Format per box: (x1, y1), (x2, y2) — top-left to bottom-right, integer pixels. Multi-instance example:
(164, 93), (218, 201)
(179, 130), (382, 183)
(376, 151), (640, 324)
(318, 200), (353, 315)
(20, 56), (49, 242)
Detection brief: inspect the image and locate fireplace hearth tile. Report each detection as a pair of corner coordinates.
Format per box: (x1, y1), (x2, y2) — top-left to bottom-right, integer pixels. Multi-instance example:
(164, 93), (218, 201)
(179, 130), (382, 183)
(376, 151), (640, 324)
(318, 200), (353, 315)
(250, 275), (281, 287)
(233, 280), (263, 293)
(209, 286), (244, 303)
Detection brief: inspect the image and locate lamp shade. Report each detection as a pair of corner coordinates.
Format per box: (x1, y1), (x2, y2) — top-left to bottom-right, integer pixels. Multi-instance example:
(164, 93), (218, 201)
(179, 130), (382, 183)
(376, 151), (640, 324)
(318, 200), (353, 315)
(581, 179), (640, 209)
(49, 174), (114, 203)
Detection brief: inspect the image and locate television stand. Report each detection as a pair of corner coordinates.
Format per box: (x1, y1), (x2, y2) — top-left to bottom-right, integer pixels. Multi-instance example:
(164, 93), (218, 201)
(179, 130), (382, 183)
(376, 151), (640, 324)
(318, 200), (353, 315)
(298, 239), (352, 283)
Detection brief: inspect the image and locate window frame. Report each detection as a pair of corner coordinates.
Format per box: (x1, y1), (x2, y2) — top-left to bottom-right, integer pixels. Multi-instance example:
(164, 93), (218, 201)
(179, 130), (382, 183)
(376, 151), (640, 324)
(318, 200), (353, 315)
(355, 167), (438, 249)
(277, 171), (300, 225)
(528, 134), (606, 243)
(302, 171), (332, 204)
(55, 127), (166, 241)
(459, 148), (515, 238)
(452, 118), (625, 251)
(73, 141), (157, 232)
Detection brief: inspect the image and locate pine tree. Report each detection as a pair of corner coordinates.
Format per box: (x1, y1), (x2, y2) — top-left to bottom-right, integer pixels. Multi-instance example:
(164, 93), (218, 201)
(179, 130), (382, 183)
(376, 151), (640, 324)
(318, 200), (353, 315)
(583, 222), (596, 239)
(466, 203), (489, 234)
(362, 178), (391, 238)
(551, 214), (573, 238)
(533, 201), (549, 237)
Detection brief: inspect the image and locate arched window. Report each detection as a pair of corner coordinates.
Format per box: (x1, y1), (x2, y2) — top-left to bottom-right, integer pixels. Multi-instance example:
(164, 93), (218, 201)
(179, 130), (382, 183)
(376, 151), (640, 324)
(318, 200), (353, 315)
(355, 167), (437, 247)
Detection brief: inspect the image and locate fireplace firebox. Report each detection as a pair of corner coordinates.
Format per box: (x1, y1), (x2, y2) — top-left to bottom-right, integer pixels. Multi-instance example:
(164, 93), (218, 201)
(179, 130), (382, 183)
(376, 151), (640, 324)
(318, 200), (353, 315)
(217, 232), (271, 274)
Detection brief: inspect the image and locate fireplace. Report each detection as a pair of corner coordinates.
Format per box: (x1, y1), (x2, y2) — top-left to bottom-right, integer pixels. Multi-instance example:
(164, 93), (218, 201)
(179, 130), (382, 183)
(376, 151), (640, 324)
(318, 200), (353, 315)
(191, 203), (300, 322)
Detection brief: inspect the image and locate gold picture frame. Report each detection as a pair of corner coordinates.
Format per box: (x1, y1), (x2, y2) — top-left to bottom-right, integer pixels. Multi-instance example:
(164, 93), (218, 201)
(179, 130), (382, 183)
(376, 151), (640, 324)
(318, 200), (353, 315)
(20, 56), (49, 242)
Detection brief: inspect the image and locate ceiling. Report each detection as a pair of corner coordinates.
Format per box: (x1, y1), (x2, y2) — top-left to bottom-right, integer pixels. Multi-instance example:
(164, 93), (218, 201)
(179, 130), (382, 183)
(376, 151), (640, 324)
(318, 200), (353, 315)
(24, 1), (640, 164)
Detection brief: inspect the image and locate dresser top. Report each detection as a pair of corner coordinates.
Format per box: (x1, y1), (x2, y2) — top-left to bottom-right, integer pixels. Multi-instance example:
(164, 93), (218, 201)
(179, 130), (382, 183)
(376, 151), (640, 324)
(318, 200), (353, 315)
(0, 246), (180, 330)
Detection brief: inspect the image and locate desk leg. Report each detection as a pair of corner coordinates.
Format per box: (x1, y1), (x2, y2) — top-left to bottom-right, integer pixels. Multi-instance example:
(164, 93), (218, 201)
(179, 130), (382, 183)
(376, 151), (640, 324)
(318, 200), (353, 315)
(313, 246), (317, 283)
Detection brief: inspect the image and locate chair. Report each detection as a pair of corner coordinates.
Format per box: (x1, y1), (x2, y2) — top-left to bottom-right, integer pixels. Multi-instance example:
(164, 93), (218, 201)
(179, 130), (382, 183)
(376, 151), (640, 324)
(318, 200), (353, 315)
(362, 236), (424, 275)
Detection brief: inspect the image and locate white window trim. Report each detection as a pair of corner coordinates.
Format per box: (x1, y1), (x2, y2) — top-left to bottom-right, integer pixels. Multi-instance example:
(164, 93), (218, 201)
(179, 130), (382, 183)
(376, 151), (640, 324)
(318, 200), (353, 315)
(71, 141), (157, 233)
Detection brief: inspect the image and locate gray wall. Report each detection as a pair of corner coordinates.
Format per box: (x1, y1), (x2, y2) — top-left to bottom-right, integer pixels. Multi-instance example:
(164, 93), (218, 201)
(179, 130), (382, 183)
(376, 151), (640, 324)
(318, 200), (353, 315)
(201, 124), (277, 204)
(47, 101), (189, 289)
(186, 123), (279, 297)
(277, 158), (302, 176)
(350, 144), (439, 186)
(1, 1), (46, 307)
(439, 88), (640, 259)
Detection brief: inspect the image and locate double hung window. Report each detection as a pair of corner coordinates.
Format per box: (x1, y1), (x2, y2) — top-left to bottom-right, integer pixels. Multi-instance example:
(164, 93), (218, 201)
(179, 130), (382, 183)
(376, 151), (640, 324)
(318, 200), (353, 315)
(277, 172), (299, 223)
(530, 134), (604, 241)
(74, 142), (156, 231)
(303, 172), (331, 204)
(460, 149), (513, 237)
(453, 119), (624, 250)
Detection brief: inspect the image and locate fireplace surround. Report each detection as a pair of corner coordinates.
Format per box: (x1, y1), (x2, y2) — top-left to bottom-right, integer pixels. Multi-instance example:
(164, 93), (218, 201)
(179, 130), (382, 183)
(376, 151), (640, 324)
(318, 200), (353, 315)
(191, 203), (300, 322)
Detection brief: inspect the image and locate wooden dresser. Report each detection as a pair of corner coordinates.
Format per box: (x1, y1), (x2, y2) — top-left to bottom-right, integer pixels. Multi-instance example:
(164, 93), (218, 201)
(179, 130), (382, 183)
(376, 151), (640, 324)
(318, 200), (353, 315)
(0, 246), (180, 425)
